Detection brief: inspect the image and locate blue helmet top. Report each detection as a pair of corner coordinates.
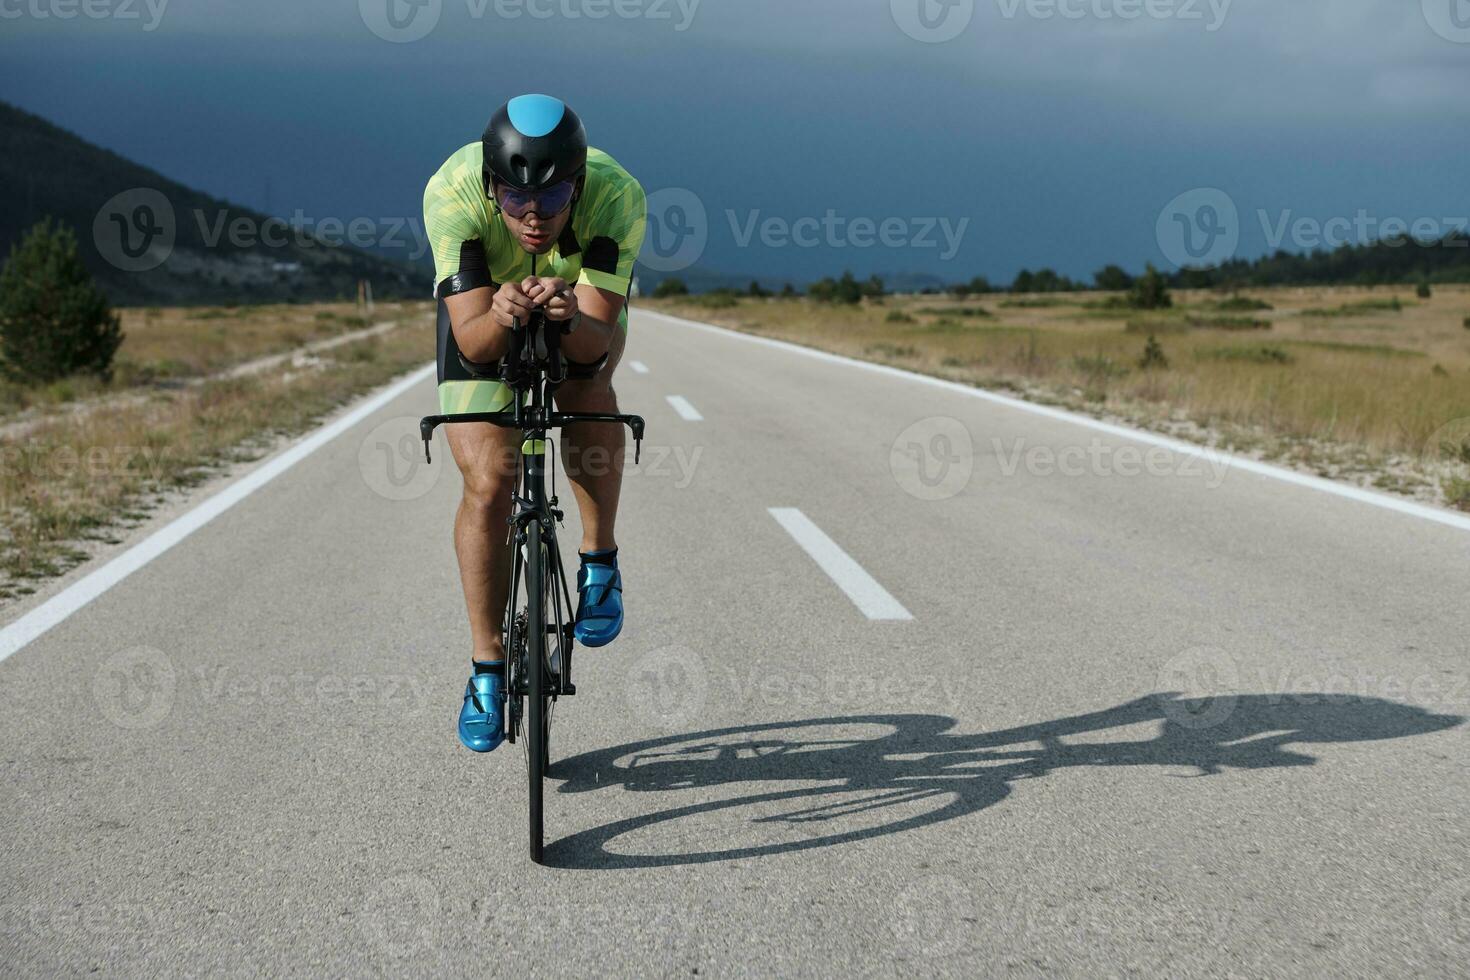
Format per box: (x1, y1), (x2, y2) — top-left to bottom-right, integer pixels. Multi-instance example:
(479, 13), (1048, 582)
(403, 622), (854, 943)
(483, 94), (588, 193)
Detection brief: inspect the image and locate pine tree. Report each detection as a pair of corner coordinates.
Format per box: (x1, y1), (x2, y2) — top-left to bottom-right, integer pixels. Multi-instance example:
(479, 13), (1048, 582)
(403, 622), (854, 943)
(0, 218), (123, 383)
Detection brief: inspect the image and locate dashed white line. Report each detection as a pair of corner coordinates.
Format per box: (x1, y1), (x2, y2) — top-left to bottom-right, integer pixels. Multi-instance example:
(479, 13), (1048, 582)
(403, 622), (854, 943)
(0, 363), (437, 664)
(629, 360), (650, 374)
(768, 508), (913, 621)
(666, 395), (704, 421)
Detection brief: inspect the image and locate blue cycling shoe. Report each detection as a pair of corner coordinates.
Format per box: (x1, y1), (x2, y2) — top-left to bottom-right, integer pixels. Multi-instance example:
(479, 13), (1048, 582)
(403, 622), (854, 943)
(457, 667), (506, 753)
(574, 550), (623, 648)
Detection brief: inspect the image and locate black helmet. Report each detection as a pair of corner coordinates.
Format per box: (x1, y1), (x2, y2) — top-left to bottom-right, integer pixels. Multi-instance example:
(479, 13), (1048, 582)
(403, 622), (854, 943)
(482, 94), (587, 195)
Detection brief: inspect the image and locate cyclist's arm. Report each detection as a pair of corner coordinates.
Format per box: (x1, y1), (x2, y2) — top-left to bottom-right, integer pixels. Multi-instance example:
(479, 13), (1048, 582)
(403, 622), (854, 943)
(443, 288), (512, 364)
(562, 285), (623, 363)
(562, 176), (645, 362)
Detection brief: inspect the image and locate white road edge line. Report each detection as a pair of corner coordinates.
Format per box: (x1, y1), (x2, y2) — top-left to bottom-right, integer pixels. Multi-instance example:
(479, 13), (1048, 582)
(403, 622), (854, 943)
(768, 508), (913, 621)
(0, 363), (438, 664)
(666, 395), (704, 421)
(644, 309), (1470, 534)
(629, 360), (650, 374)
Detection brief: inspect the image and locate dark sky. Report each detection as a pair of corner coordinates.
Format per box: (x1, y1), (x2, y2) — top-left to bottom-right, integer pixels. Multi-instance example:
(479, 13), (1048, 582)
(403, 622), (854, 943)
(3, 0), (1468, 284)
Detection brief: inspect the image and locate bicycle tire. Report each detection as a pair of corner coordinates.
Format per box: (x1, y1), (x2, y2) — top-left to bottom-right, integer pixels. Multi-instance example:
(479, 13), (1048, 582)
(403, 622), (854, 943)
(526, 536), (548, 864)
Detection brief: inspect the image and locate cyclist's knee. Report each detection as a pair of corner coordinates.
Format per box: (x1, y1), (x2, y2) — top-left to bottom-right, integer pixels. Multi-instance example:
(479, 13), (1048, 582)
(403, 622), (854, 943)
(557, 376), (617, 411)
(461, 470), (515, 516)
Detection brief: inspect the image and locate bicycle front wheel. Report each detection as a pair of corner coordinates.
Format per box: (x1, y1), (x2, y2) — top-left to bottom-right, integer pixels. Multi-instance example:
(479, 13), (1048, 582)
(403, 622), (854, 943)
(526, 537), (548, 864)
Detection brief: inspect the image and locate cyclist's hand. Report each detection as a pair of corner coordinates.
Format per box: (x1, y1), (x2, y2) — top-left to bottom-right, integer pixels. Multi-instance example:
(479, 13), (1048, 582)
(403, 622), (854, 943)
(491, 282), (536, 330)
(526, 277), (578, 322)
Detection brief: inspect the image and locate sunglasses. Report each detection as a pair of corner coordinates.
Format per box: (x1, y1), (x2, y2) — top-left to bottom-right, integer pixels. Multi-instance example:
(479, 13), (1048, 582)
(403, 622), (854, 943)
(493, 179), (577, 220)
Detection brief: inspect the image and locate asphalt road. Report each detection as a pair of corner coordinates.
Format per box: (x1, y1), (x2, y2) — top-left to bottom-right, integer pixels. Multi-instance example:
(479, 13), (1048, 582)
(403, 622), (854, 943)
(3, 309), (1468, 977)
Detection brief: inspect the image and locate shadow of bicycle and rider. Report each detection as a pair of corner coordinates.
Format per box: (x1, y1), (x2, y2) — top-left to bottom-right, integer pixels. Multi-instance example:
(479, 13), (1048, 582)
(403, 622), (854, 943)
(541, 692), (1462, 869)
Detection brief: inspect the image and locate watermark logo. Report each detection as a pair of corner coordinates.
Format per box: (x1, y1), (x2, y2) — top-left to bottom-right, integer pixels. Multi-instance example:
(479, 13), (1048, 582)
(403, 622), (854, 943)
(359, 0), (442, 42)
(1422, 0), (1470, 43)
(890, 417), (975, 501)
(92, 646), (176, 730)
(891, 0), (974, 42)
(358, 417), (442, 501)
(1155, 646), (1239, 730)
(93, 188), (175, 273)
(358, 874), (441, 958)
(639, 188), (708, 273)
(1423, 877), (1470, 953)
(1157, 187), (1239, 271)
(888, 874), (977, 958)
(1422, 417), (1470, 468)
(624, 644), (707, 730)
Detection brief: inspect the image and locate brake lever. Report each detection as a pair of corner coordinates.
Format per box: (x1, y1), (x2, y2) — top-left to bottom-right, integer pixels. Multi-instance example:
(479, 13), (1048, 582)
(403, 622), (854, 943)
(630, 417), (645, 464)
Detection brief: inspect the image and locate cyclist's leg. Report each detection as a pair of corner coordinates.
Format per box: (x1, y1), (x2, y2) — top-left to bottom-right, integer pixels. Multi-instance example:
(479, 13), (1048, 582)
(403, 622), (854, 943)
(553, 322), (627, 554)
(444, 415), (520, 663)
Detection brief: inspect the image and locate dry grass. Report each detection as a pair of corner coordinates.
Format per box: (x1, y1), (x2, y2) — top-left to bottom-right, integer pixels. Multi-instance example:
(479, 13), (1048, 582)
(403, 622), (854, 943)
(0, 300), (422, 417)
(649, 284), (1470, 510)
(0, 305), (433, 596)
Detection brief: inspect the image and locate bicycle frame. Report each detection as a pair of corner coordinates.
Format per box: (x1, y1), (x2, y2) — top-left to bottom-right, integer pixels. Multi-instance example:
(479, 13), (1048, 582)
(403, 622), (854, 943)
(419, 308), (645, 862)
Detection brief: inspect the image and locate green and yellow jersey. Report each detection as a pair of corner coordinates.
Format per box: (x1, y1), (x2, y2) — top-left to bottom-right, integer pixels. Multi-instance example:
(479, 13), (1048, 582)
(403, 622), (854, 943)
(424, 142), (646, 314)
(424, 143), (646, 414)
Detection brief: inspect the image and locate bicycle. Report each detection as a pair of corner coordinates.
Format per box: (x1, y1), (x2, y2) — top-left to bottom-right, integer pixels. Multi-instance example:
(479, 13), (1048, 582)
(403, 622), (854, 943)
(419, 295), (645, 864)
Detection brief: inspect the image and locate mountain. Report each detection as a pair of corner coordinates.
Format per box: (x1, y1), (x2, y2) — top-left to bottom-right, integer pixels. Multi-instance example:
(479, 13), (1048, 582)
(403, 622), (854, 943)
(0, 101), (422, 306)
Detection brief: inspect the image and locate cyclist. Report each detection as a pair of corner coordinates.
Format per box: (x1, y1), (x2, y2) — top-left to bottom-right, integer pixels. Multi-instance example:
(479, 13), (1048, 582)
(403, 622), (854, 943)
(423, 94), (646, 753)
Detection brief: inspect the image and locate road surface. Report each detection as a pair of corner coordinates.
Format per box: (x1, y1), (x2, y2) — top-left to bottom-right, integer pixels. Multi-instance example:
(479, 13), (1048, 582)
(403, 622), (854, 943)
(3, 309), (1468, 977)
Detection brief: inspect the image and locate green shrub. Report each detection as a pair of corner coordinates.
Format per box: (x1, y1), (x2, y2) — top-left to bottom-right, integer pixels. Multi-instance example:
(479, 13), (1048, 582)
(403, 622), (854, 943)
(690, 289), (739, 309)
(952, 275), (993, 297)
(1093, 264), (1133, 291)
(866, 342), (917, 358)
(1445, 477), (1470, 513)
(999, 297), (1067, 308)
(1139, 334), (1169, 369)
(1197, 346), (1294, 365)
(1416, 281), (1432, 299)
(1301, 298), (1404, 317)
(1211, 295), (1273, 312)
(653, 277), (689, 298)
(0, 218), (123, 383)
(1462, 316), (1469, 330)
(1124, 319), (1188, 334)
(1128, 264), (1172, 310)
(1187, 315), (1271, 331)
(1071, 354), (1130, 379)
(885, 310), (915, 324)
(918, 306), (991, 319)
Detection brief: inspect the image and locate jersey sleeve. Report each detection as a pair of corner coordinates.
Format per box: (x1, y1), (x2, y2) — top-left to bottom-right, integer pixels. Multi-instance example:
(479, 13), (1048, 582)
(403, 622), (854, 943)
(424, 167), (492, 299)
(575, 178), (646, 296)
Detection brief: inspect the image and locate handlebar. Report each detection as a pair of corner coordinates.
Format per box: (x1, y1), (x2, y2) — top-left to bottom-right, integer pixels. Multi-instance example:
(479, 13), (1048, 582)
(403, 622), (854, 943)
(418, 410), (646, 465)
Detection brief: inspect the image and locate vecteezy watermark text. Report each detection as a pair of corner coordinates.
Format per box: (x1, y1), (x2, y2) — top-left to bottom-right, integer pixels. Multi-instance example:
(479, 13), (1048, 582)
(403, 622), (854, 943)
(993, 436), (1233, 488)
(890, 0), (1230, 43)
(93, 188), (434, 273)
(359, 0), (699, 42)
(727, 210), (969, 262)
(0, 0), (169, 30)
(994, 0), (1231, 31)
(1157, 187), (1468, 271)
